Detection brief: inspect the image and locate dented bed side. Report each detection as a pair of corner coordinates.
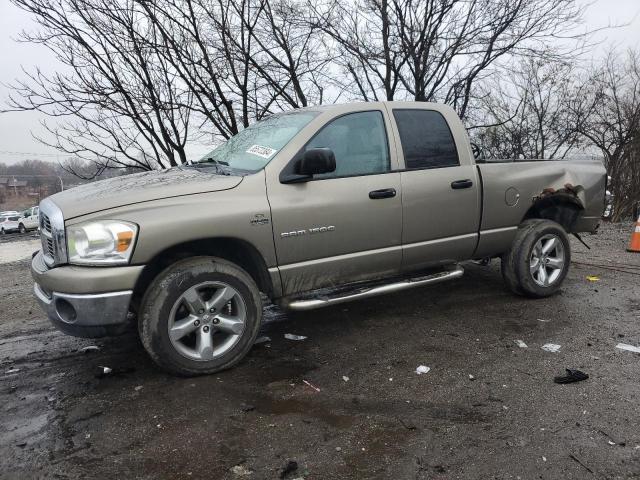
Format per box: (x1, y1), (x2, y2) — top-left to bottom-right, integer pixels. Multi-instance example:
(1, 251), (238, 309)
(473, 160), (607, 258)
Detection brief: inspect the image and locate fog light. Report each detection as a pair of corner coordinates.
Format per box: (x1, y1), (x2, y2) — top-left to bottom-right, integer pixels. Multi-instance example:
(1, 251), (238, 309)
(55, 298), (77, 323)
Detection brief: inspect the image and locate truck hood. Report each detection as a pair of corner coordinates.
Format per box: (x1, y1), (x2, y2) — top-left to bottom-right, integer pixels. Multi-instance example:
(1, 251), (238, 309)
(49, 167), (243, 219)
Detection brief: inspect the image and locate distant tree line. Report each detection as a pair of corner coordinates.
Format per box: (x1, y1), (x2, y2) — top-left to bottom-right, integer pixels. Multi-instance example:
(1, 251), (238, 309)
(4, 0), (640, 219)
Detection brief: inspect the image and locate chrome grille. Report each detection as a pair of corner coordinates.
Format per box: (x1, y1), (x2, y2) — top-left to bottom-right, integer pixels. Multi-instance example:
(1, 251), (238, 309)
(40, 213), (51, 232)
(38, 198), (67, 267)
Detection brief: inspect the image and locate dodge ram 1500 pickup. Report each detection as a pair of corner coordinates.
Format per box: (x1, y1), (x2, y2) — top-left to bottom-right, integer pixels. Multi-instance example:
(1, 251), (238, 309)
(31, 101), (606, 375)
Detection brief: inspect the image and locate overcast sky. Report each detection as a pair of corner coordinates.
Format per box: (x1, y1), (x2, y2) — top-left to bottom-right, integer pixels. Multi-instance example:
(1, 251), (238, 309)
(0, 0), (639, 166)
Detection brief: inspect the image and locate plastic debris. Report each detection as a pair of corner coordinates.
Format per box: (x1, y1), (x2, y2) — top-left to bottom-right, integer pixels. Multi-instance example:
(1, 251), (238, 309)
(80, 345), (100, 353)
(469, 374), (475, 380)
(230, 465), (252, 476)
(537, 318), (551, 323)
(586, 275), (600, 282)
(279, 460), (298, 479)
(6, 368), (20, 374)
(95, 366), (135, 378)
(541, 343), (561, 353)
(514, 340), (528, 348)
(416, 365), (431, 375)
(254, 336), (271, 345)
(554, 369), (589, 384)
(134, 385), (143, 391)
(302, 379), (320, 392)
(284, 333), (307, 341)
(342, 376), (349, 382)
(616, 343), (640, 354)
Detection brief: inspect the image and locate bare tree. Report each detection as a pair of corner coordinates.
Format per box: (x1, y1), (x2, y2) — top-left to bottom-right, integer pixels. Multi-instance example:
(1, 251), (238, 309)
(573, 50), (640, 221)
(311, 0), (589, 119)
(472, 57), (587, 159)
(6, 0), (331, 175)
(7, 0), (196, 176)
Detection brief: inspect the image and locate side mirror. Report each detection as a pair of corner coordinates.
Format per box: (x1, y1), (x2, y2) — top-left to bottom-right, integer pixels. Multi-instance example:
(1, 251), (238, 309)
(296, 148), (336, 176)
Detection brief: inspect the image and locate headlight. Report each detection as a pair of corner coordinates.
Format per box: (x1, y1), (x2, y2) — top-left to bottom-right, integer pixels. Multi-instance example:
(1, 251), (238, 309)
(67, 220), (138, 265)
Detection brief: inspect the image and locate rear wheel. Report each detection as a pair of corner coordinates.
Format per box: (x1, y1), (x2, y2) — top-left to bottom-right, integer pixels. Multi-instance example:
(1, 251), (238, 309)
(501, 220), (571, 298)
(139, 256), (262, 376)
(18, 223), (26, 234)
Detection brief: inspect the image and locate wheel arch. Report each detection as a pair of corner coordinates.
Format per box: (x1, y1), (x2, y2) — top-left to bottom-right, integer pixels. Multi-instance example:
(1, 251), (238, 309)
(522, 191), (584, 233)
(131, 237), (274, 312)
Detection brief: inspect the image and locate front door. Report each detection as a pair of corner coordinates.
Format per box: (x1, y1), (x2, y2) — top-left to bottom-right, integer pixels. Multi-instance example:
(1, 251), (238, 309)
(268, 109), (403, 295)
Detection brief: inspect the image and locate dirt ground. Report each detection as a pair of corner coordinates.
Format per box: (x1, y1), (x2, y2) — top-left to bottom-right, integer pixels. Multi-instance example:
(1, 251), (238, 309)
(1, 223), (639, 479)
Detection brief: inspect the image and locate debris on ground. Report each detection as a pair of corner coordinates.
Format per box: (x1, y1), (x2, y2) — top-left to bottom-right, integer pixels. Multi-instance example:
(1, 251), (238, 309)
(279, 460), (298, 479)
(284, 333), (307, 341)
(554, 369), (589, 384)
(95, 366), (136, 378)
(80, 345), (100, 353)
(6, 367), (21, 374)
(616, 343), (640, 354)
(230, 464), (252, 476)
(416, 365), (431, 375)
(96, 366), (112, 377)
(541, 343), (561, 353)
(342, 376), (349, 382)
(586, 275), (600, 282)
(302, 379), (321, 392)
(537, 318), (551, 323)
(514, 340), (528, 348)
(254, 336), (271, 345)
(469, 374), (476, 380)
(240, 403), (255, 412)
(134, 385), (143, 391)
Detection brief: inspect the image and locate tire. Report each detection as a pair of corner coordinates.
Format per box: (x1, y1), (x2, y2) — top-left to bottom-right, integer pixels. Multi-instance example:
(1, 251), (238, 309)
(501, 219), (571, 298)
(0, 228), (4, 235)
(139, 256), (262, 376)
(18, 223), (26, 234)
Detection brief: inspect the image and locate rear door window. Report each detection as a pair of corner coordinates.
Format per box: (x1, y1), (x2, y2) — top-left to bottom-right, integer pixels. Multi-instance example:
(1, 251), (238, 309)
(393, 109), (459, 169)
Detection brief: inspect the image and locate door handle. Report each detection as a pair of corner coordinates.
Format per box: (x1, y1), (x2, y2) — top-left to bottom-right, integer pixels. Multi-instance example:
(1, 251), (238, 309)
(451, 179), (473, 190)
(369, 188), (397, 199)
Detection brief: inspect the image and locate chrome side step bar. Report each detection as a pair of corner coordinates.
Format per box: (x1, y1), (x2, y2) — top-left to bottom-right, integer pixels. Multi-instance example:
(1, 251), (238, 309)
(285, 265), (464, 311)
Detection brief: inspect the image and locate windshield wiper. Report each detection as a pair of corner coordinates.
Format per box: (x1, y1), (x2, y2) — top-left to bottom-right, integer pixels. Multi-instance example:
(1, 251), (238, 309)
(190, 157), (231, 175)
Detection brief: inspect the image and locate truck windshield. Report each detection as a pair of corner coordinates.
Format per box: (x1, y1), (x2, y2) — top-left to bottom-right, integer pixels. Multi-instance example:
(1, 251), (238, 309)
(196, 110), (320, 173)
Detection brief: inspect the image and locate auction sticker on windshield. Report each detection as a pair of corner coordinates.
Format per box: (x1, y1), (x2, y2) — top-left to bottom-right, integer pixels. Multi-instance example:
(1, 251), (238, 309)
(246, 145), (278, 159)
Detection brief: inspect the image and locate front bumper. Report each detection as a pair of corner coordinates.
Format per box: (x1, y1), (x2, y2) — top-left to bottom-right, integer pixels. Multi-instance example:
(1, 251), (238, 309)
(31, 251), (143, 337)
(34, 282), (132, 326)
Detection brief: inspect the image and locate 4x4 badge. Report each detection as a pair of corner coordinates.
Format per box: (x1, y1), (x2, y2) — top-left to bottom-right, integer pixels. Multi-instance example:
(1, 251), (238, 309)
(250, 214), (269, 226)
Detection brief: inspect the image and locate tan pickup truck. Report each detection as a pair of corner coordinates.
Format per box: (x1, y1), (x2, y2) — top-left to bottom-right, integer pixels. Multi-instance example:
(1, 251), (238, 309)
(31, 101), (606, 375)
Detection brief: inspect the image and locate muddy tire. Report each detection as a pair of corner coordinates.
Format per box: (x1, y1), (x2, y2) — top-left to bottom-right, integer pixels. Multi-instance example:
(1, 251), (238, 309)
(18, 223), (26, 234)
(139, 256), (262, 376)
(501, 219), (571, 298)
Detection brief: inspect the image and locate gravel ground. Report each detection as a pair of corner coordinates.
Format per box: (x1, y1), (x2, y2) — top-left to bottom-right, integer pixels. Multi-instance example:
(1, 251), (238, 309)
(0, 222), (639, 479)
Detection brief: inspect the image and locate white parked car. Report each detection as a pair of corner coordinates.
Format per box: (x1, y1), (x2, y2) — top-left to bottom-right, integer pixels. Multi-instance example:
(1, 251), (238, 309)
(18, 206), (39, 233)
(0, 215), (21, 234)
(0, 210), (19, 216)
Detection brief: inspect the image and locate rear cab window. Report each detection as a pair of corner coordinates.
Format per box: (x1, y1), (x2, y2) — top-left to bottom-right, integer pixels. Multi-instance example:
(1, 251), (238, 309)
(392, 109), (459, 170)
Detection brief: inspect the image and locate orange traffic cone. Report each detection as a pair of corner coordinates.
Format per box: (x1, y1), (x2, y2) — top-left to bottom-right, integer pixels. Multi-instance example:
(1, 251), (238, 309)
(628, 215), (640, 253)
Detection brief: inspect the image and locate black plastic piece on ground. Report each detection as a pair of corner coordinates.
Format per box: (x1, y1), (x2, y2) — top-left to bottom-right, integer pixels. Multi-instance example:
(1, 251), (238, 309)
(554, 369), (589, 384)
(280, 460), (298, 479)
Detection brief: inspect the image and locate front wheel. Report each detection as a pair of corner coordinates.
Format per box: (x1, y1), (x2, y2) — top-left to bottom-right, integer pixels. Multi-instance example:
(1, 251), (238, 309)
(18, 224), (26, 234)
(501, 220), (571, 298)
(139, 256), (262, 376)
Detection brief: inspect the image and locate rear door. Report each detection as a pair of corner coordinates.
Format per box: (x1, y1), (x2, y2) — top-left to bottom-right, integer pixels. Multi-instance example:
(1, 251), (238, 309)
(386, 105), (481, 273)
(267, 107), (403, 295)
